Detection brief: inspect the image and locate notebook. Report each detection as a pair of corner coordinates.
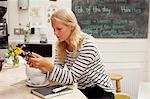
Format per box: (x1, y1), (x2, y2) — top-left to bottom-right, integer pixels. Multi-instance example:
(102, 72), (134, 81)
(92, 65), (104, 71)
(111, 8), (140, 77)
(31, 85), (73, 99)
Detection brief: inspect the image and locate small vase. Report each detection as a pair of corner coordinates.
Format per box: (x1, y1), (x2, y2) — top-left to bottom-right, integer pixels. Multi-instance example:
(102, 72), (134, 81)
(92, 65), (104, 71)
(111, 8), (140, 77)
(11, 56), (19, 68)
(12, 63), (19, 68)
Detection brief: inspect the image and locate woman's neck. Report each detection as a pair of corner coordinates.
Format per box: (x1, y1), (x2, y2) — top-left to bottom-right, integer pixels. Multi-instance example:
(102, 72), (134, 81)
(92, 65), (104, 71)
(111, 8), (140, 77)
(66, 44), (73, 52)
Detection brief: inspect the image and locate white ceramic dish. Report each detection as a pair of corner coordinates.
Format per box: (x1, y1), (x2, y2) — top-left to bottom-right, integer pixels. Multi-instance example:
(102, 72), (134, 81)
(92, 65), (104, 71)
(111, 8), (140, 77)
(26, 80), (49, 87)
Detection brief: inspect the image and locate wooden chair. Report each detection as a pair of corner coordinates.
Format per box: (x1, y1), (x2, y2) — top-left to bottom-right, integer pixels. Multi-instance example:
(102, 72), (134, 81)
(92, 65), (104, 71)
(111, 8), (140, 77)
(109, 73), (123, 93)
(115, 93), (130, 99)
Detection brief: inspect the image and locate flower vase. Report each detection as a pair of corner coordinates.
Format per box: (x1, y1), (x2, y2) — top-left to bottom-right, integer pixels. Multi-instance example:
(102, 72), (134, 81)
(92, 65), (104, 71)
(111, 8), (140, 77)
(12, 63), (19, 68)
(12, 56), (19, 68)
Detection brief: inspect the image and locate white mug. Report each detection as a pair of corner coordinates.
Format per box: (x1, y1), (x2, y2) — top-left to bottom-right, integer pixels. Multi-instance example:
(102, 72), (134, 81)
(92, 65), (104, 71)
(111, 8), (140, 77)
(26, 65), (47, 85)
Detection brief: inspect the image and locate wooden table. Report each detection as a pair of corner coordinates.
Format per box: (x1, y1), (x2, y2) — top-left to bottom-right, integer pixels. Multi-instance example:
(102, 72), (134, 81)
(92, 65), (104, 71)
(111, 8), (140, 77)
(138, 82), (150, 99)
(0, 65), (87, 99)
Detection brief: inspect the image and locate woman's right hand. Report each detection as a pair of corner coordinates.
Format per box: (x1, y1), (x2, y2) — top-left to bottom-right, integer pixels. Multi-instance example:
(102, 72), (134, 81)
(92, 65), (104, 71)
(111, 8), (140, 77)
(25, 52), (54, 73)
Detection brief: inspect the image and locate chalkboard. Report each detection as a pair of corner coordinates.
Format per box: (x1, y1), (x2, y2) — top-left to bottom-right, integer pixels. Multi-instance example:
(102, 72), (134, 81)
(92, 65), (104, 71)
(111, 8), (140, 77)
(72, 0), (149, 38)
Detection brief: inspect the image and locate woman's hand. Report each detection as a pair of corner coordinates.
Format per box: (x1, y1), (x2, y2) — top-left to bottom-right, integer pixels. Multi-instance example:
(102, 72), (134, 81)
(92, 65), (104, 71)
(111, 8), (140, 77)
(26, 52), (54, 73)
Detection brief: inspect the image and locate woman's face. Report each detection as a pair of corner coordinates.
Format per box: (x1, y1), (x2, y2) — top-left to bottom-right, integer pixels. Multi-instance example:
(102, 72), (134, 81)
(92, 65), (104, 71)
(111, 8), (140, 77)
(52, 19), (73, 42)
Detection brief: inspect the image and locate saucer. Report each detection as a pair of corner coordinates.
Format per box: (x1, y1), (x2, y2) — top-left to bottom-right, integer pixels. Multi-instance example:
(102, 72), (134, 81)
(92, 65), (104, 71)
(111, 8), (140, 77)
(26, 80), (49, 87)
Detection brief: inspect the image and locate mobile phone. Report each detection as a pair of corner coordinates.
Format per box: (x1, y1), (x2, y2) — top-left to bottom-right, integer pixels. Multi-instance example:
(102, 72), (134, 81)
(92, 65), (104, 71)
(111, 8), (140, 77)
(20, 51), (32, 57)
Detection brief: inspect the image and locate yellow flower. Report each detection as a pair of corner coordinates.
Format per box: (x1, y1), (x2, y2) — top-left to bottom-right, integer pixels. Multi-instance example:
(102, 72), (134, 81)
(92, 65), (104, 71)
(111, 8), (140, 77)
(6, 46), (24, 67)
(10, 52), (15, 57)
(15, 48), (23, 55)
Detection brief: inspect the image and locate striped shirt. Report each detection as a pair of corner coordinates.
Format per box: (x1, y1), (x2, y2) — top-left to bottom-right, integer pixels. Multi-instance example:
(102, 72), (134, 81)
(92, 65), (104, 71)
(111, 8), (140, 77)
(49, 35), (114, 93)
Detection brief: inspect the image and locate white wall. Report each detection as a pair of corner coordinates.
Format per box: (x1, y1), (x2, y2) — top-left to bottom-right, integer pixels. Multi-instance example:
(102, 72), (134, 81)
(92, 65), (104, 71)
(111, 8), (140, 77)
(7, 0), (149, 99)
(8, 0), (29, 43)
(148, 4), (150, 82)
(97, 39), (148, 99)
(8, 0), (71, 43)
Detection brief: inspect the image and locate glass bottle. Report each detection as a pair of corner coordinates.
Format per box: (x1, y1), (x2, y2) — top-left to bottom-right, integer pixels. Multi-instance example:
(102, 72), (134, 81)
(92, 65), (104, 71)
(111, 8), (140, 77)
(24, 30), (30, 44)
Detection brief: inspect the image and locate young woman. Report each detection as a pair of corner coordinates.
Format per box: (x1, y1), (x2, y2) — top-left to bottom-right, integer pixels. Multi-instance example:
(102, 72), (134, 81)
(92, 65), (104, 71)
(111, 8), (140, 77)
(26, 8), (115, 99)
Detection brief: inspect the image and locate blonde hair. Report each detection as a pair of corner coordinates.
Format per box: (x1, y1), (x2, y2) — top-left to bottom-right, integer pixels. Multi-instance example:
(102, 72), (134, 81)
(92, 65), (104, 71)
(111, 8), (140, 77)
(51, 8), (84, 63)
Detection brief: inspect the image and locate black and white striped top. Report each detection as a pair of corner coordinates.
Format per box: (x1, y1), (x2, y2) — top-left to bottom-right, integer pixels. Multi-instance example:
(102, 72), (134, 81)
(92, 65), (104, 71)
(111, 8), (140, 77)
(49, 35), (114, 93)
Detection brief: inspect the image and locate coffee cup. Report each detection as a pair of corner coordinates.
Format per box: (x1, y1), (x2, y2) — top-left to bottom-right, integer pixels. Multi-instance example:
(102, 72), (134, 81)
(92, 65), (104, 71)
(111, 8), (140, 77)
(29, 73), (47, 85)
(26, 65), (47, 85)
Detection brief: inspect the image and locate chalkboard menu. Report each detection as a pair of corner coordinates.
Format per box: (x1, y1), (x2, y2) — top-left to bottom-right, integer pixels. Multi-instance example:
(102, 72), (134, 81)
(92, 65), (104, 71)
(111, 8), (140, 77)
(72, 0), (149, 38)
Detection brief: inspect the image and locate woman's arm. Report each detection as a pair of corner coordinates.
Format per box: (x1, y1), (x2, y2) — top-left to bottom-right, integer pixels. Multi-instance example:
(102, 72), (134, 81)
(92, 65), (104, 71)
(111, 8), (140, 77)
(27, 42), (98, 85)
(49, 42), (98, 84)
